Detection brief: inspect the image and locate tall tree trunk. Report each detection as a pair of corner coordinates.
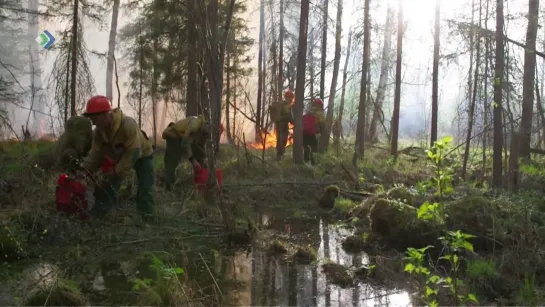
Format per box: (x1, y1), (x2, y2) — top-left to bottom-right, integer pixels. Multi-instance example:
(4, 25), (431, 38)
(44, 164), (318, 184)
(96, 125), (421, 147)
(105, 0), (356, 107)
(261, 39), (267, 131)
(390, 0), (404, 160)
(320, 0), (329, 101)
(151, 39), (158, 146)
(369, 4), (393, 143)
(430, 0), (440, 146)
(334, 30), (352, 142)
(319, 0), (343, 152)
(293, 0), (310, 164)
(353, 0), (371, 163)
(278, 0), (285, 95)
(186, 0), (198, 116)
(269, 0), (279, 101)
(519, 0), (540, 158)
(536, 73), (545, 147)
(492, 0), (505, 188)
(233, 57), (237, 138)
(63, 52), (71, 125)
(309, 33), (315, 97)
(70, 0), (79, 116)
(482, 0), (490, 176)
(256, 0), (265, 142)
(138, 22), (143, 128)
(462, 0), (481, 179)
(105, 0), (120, 102)
(225, 48), (233, 143)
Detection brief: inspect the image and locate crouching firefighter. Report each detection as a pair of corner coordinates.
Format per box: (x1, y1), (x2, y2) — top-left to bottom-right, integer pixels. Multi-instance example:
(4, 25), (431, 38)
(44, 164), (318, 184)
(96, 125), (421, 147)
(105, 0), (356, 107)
(302, 98), (325, 165)
(55, 115), (93, 172)
(78, 95), (155, 219)
(161, 115), (224, 190)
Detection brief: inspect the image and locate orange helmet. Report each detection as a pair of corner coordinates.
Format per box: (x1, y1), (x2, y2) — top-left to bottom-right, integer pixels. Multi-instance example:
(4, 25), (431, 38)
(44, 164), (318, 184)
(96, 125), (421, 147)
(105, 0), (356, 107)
(284, 89), (294, 99)
(313, 98), (323, 106)
(84, 95), (111, 116)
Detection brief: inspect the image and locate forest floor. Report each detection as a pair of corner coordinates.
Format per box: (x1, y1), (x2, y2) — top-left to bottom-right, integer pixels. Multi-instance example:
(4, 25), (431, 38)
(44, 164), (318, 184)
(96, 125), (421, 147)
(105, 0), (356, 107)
(1, 138), (545, 306)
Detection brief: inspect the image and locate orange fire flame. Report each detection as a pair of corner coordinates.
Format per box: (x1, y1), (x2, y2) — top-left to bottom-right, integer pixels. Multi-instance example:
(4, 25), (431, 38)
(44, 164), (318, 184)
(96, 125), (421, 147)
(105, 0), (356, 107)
(248, 123), (294, 150)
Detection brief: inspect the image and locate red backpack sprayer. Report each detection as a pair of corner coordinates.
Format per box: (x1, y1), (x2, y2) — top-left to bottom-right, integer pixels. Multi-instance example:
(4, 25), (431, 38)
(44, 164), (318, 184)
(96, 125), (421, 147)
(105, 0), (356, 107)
(55, 155), (115, 220)
(193, 122), (225, 195)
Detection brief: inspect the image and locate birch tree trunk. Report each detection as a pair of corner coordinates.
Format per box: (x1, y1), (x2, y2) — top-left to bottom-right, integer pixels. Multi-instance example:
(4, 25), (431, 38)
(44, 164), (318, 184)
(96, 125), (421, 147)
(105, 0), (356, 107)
(105, 0), (120, 102)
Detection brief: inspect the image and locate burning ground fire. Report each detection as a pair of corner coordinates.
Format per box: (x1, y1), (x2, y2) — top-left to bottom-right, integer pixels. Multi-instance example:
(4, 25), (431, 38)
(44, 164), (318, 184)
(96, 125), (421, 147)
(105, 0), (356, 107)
(248, 123), (294, 150)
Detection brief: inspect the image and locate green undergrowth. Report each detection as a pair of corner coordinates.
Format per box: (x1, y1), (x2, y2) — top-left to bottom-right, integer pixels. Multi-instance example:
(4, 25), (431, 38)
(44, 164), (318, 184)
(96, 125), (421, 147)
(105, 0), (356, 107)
(3, 140), (545, 305)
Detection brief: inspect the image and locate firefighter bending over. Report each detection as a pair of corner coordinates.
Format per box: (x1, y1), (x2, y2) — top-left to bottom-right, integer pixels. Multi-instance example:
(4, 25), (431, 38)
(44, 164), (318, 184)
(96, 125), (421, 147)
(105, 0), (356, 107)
(79, 95), (155, 219)
(302, 98), (325, 165)
(270, 89), (295, 160)
(55, 115), (93, 172)
(161, 115), (224, 190)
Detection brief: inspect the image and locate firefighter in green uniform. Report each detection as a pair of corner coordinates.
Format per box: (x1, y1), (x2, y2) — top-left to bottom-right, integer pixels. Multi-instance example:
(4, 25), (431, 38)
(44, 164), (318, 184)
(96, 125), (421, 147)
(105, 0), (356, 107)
(55, 115), (93, 172)
(302, 98), (325, 165)
(161, 115), (224, 190)
(269, 89), (295, 161)
(79, 95), (155, 219)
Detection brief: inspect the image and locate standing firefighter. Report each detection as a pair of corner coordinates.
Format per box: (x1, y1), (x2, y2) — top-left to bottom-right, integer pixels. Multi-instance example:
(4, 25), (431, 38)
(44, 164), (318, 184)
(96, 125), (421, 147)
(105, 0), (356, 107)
(269, 89), (295, 160)
(302, 98), (325, 165)
(161, 115), (223, 190)
(79, 95), (155, 219)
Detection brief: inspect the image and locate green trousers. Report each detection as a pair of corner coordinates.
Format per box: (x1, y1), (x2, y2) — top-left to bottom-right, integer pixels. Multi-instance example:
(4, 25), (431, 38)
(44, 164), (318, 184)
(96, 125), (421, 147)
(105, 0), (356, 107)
(164, 138), (206, 190)
(164, 138), (186, 190)
(303, 134), (318, 165)
(91, 155), (155, 219)
(275, 121), (290, 158)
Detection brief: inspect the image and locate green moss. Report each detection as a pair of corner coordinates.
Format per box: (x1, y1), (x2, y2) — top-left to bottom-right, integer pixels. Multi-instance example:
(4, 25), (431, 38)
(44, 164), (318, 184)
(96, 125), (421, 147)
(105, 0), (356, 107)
(23, 278), (87, 306)
(321, 263), (353, 288)
(386, 185), (414, 206)
(293, 246), (317, 264)
(334, 198), (358, 213)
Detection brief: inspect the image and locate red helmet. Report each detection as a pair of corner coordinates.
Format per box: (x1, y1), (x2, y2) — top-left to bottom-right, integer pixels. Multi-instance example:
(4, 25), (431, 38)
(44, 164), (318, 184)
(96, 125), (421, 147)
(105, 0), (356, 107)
(84, 95), (111, 116)
(219, 122), (224, 135)
(313, 98), (323, 105)
(284, 89), (294, 99)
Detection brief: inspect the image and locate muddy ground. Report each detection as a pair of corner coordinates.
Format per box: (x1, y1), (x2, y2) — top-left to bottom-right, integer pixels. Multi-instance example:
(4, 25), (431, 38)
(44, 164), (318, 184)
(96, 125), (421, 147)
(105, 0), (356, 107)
(1, 140), (545, 306)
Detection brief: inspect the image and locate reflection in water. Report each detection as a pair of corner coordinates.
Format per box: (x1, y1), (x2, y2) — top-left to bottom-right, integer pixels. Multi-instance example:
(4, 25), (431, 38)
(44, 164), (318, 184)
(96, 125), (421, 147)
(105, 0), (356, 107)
(225, 215), (412, 307)
(225, 250), (252, 306)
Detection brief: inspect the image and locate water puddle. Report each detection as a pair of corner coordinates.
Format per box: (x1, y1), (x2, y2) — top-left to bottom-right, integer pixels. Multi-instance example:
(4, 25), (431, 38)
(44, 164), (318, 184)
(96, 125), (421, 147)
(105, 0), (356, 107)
(227, 211), (412, 306)
(7, 212), (412, 306)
